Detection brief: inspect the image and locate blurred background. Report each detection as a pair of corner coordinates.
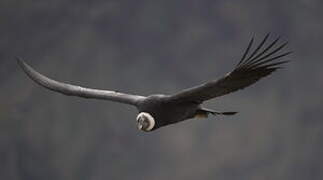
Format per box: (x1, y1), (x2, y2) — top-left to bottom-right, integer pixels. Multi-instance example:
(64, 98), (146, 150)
(1, 0), (322, 179)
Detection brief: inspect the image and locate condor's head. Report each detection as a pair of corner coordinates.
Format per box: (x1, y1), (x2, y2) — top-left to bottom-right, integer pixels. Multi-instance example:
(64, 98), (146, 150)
(136, 112), (155, 132)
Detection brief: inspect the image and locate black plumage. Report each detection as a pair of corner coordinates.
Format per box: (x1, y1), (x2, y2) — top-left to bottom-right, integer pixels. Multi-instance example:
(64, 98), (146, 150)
(17, 34), (291, 132)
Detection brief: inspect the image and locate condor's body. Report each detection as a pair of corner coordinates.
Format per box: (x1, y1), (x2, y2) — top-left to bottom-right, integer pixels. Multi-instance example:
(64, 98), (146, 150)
(137, 95), (199, 130)
(17, 34), (291, 132)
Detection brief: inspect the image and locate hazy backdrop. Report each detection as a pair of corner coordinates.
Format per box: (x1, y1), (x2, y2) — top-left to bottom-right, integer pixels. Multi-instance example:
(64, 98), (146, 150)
(1, 0), (323, 179)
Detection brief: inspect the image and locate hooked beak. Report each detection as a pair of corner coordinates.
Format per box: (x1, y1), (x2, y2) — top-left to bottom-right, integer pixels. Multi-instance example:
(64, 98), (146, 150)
(137, 118), (143, 130)
(137, 117), (146, 130)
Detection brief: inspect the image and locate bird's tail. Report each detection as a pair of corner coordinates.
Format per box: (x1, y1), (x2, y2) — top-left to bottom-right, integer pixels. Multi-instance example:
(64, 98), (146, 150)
(194, 108), (237, 118)
(212, 111), (238, 115)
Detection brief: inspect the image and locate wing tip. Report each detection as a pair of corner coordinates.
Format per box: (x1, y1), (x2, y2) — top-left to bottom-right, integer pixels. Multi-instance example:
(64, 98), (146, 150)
(16, 56), (24, 66)
(236, 34), (291, 70)
(16, 56), (32, 74)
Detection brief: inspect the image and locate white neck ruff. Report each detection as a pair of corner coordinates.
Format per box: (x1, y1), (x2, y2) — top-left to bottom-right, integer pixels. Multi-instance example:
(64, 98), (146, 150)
(136, 112), (155, 131)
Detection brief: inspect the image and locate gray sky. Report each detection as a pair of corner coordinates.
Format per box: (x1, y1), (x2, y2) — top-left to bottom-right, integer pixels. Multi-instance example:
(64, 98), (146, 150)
(1, 0), (323, 180)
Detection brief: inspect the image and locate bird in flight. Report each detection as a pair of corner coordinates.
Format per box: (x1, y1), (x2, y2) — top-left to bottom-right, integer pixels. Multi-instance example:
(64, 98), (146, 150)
(17, 34), (291, 132)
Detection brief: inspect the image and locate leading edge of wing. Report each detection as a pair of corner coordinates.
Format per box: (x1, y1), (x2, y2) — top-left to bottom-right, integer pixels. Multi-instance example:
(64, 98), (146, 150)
(17, 57), (145, 106)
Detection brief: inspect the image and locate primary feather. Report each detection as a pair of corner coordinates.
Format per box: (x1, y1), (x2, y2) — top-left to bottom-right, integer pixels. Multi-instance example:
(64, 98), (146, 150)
(167, 34), (291, 104)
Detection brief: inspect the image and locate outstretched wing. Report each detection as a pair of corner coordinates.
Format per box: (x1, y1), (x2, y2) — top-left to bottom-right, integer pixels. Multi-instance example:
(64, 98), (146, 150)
(167, 34), (291, 104)
(17, 58), (145, 106)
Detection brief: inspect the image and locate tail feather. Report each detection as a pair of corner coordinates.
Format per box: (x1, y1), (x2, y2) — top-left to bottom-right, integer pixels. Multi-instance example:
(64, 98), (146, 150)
(195, 108), (238, 118)
(212, 111), (238, 116)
